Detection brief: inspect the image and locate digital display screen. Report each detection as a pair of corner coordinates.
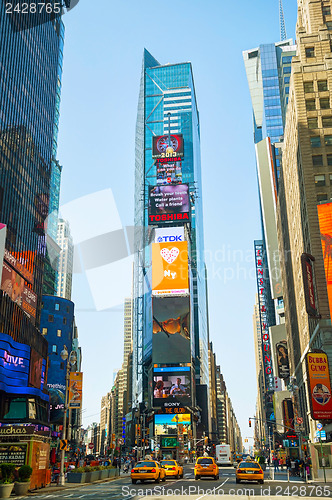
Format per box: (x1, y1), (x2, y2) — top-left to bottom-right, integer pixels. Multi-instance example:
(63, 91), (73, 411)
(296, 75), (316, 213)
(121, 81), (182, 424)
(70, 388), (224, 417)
(154, 413), (191, 435)
(153, 367), (191, 407)
(152, 134), (184, 159)
(148, 184), (190, 225)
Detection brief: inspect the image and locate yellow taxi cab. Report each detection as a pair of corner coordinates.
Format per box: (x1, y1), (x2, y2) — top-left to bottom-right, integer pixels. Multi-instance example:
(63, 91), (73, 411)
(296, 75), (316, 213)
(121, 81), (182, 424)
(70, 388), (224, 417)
(236, 460), (264, 484)
(194, 457), (219, 480)
(160, 459), (184, 479)
(131, 460), (166, 484)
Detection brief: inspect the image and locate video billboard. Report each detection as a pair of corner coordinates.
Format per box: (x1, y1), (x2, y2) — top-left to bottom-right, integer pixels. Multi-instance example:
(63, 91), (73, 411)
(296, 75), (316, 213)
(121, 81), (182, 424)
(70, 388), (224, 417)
(148, 185), (190, 225)
(153, 366), (191, 407)
(152, 134), (184, 159)
(154, 413), (191, 435)
(152, 241), (189, 296)
(154, 227), (185, 244)
(1, 261), (37, 324)
(0, 333), (47, 400)
(152, 296), (190, 364)
(307, 351), (332, 420)
(156, 162), (182, 185)
(317, 203), (332, 317)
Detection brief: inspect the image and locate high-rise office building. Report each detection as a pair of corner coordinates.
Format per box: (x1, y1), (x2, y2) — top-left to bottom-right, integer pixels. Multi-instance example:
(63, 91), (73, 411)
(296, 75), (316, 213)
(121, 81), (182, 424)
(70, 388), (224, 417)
(56, 219), (74, 300)
(244, 37), (296, 449)
(133, 49), (210, 453)
(0, 5), (65, 483)
(276, 0), (332, 477)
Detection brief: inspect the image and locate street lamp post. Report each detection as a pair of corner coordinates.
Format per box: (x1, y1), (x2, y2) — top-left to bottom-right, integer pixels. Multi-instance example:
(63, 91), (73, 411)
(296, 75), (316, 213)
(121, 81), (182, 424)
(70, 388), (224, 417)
(59, 346), (77, 487)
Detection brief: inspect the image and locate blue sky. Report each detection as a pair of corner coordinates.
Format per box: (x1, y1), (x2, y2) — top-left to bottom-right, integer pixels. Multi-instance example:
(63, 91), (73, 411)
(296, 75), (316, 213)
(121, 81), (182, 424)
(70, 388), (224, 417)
(57, 0), (298, 441)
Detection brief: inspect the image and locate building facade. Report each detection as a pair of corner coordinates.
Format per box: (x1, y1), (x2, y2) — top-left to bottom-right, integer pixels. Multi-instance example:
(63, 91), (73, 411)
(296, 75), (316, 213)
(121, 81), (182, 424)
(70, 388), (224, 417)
(56, 219), (74, 300)
(133, 49), (210, 458)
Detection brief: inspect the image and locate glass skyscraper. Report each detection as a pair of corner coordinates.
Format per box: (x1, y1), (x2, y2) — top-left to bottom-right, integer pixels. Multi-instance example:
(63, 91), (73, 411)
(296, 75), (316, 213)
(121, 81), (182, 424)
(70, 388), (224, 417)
(133, 50), (210, 445)
(0, 5), (65, 425)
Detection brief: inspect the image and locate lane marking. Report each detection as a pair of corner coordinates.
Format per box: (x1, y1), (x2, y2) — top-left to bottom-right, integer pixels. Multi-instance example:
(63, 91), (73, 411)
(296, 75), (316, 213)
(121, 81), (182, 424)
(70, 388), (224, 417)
(195, 477), (229, 500)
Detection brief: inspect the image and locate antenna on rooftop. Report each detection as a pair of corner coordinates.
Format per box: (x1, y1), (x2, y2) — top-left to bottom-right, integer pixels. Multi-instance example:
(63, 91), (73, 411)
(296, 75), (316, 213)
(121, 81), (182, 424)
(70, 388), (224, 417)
(279, 0), (287, 41)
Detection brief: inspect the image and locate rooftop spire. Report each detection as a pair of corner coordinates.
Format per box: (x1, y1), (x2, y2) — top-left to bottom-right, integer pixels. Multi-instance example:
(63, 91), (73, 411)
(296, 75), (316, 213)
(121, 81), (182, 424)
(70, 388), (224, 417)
(279, 0), (287, 41)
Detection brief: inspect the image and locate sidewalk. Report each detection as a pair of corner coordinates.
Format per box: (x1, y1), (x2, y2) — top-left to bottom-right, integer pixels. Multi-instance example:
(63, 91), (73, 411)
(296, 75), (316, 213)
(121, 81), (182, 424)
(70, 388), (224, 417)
(26, 472), (130, 496)
(265, 466), (304, 482)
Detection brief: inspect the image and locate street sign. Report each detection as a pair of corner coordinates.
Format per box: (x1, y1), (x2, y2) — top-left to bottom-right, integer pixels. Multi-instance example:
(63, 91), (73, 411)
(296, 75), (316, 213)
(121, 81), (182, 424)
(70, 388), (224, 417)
(60, 440), (68, 451)
(316, 431), (326, 440)
(297, 417), (303, 425)
(88, 443), (94, 450)
(317, 423), (323, 431)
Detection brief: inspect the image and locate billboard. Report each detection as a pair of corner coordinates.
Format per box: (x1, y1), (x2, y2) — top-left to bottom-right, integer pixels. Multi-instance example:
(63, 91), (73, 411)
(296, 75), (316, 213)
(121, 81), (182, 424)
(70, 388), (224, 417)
(276, 341), (290, 379)
(282, 398), (294, 430)
(156, 161), (182, 185)
(154, 413), (191, 435)
(317, 203), (332, 316)
(154, 227), (185, 244)
(1, 261), (37, 324)
(0, 225), (6, 285)
(301, 253), (318, 317)
(0, 332), (48, 400)
(153, 366), (191, 407)
(307, 351), (332, 420)
(29, 349), (43, 389)
(152, 297), (190, 364)
(152, 134), (184, 159)
(152, 241), (189, 296)
(148, 185), (190, 225)
(68, 372), (83, 408)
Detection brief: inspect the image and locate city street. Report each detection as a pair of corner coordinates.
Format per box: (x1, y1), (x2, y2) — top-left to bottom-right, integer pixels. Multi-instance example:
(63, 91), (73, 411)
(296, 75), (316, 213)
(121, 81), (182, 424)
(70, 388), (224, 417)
(25, 466), (332, 499)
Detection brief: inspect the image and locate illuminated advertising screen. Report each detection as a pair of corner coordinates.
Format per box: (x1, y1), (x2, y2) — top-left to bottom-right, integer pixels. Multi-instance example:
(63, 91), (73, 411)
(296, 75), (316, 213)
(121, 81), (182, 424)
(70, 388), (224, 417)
(153, 366), (191, 407)
(307, 351), (332, 420)
(1, 261), (37, 324)
(0, 333), (48, 401)
(154, 413), (191, 435)
(161, 437), (177, 448)
(152, 134), (184, 159)
(282, 398), (294, 430)
(152, 297), (190, 364)
(29, 349), (43, 389)
(154, 227), (185, 244)
(148, 185), (190, 225)
(317, 203), (332, 316)
(152, 241), (189, 296)
(156, 161), (182, 185)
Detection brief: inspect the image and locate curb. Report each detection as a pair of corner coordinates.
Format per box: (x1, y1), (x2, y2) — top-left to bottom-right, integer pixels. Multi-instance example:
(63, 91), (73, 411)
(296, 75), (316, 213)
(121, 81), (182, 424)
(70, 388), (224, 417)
(27, 474), (124, 496)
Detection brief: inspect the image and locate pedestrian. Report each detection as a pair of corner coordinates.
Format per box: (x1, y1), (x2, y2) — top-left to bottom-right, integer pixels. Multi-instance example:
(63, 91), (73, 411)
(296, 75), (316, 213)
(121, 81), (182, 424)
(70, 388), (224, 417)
(273, 456), (279, 472)
(305, 456), (311, 480)
(279, 457), (283, 470)
(286, 456), (291, 470)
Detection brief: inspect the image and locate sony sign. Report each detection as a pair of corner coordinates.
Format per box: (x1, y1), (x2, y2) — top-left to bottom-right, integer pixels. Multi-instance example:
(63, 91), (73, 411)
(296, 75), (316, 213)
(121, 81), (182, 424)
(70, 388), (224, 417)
(154, 227), (185, 244)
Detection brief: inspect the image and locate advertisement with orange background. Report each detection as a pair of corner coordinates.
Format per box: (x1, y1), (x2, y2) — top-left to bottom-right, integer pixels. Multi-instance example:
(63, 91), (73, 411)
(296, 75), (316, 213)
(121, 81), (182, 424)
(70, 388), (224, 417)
(68, 372), (83, 408)
(306, 352), (332, 420)
(152, 241), (189, 296)
(317, 202), (332, 316)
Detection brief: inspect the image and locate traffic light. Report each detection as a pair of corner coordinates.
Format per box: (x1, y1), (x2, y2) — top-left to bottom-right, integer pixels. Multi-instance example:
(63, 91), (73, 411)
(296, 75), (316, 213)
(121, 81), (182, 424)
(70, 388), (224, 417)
(249, 419), (251, 427)
(204, 436), (208, 445)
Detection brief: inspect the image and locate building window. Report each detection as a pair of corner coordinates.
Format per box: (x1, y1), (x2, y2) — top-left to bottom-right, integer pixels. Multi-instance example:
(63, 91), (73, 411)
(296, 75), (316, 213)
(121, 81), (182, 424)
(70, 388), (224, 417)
(317, 193), (328, 202)
(315, 175), (326, 186)
(308, 118), (318, 129)
(248, 50), (258, 59)
(66, 306), (70, 313)
(284, 77), (290, 84)
(283, 66), (291, 74)
(323, 116), (332, 128)
(42, 328), (47, 336)
(304, 81), (314, 92)
(326, 21), (332, 30)
(55, 303), (60, 311)
(63, 317), (67, 325)
(318, 80), (328, 92)
(305, 47), (315, 58)
(324, 135), (332, 145)
(306, 99), (316, 111)
(329, 174), (332, 184)
(320, 98), (330, 109)
(57, 329), (62, 337)
(313, 155), (323, 166)
(48, 315), (54, 323)
(52, 345), (57, 353)
(323, 5), (331, 15)
(327, 154), (332, 165)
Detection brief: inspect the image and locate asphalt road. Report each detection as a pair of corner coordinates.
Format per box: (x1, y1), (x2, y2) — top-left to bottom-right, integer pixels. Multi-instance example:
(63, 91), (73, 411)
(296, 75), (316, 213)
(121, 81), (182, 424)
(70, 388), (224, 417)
(26, 466), (332, 499)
